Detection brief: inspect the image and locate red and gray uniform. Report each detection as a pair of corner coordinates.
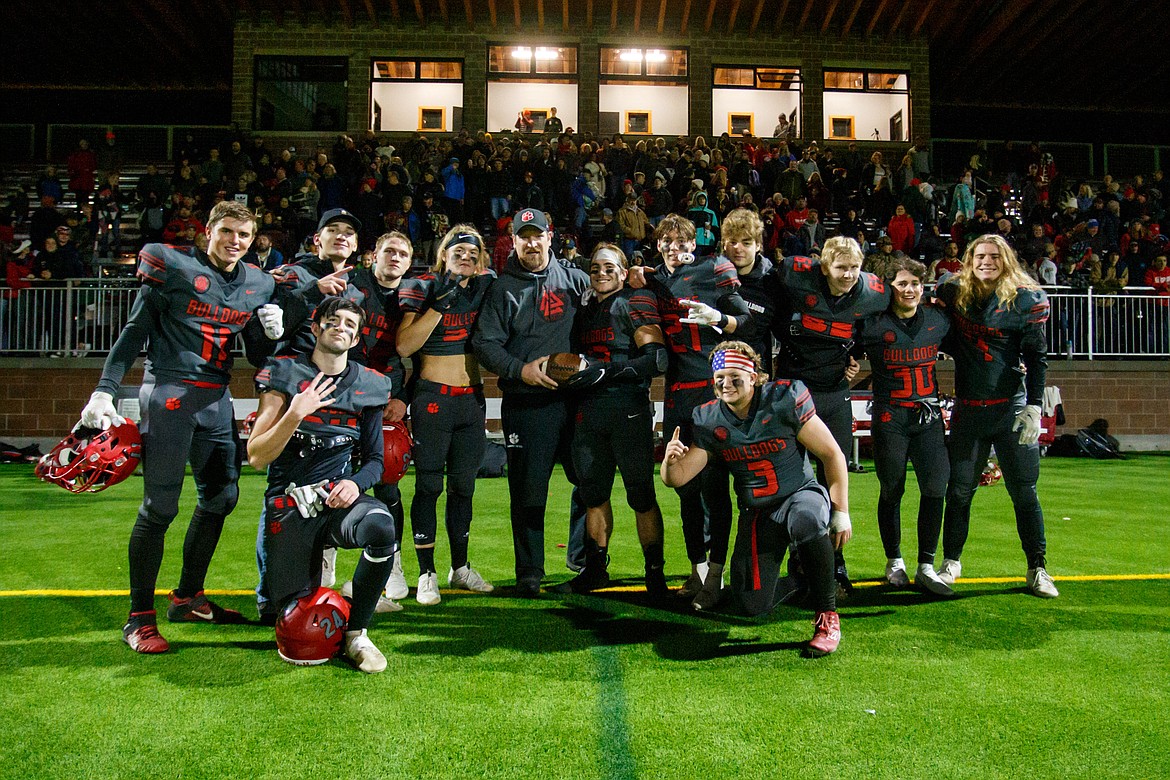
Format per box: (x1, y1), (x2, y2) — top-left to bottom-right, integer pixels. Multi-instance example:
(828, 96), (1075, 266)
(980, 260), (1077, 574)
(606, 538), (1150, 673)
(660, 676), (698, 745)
(275, 254), (366, 356)
(858, 305), (950, 564)
(691, 380), (835, 617)
(769, 255), (890, 475)
(96, 243), (277, 614)
(472, 255), (589, 583)
(934, 277), (1051, 567)
(628, 255), (749, 566)
(570, 287), (660, 514)
(398, 271), (495, 567)
(255, 355), (396, 628)
(734, 254), (778, 365)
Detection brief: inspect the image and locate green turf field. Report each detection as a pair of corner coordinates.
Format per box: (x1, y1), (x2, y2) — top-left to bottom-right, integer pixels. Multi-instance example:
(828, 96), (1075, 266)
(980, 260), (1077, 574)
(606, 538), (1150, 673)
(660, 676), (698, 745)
(2, 456), (1168, 779)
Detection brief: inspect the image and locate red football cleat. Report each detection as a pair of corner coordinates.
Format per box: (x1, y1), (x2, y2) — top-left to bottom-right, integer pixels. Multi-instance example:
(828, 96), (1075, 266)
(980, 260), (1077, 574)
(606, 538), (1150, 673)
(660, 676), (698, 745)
(122, 611), (170, 654)
(166, 590), (248, 624)
(807, 610), (841, 657)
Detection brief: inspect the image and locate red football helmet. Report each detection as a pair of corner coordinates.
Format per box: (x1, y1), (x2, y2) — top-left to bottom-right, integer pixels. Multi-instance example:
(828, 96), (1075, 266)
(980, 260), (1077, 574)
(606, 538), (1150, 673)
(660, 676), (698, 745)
(36, 422), (142, 493)
(239, 411), (258, 437)
(274, 587), (351, 666)
(381, 421), (413, 485)
(979, 460), (1003, 487)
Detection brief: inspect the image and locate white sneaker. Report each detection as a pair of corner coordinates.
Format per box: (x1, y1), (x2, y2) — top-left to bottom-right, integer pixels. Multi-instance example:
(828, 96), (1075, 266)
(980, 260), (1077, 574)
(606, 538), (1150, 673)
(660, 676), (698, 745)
(384, 551), (409, 600)
(340, 580), (404, 613)
(937, 558), (962, 585)
(416, 572), (441, 605)
(915, 564), (955, 597)
(344, 629), (387, 674)
(320, 547), (338, 588)
(1027, 567), (1060, 599)
(448, 564), (495, 593)
(885, 557), (909, 587)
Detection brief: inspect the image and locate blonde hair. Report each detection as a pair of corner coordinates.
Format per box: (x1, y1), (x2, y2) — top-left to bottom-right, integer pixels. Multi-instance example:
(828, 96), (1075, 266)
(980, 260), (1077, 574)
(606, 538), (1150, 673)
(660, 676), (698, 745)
(207, 201), (256, 232)
(819, 235), (864, 270)
(375, 231), (412, 256)
(721, 208), (764, 248)
(710, 340), (769, 386)
(433, 223), (487, 273)
(953, 233), (1039, 312)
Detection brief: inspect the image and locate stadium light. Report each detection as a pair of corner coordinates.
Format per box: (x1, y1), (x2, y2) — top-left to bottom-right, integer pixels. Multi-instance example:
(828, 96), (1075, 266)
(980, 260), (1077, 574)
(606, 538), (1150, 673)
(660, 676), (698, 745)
(619, 49), (642, 62)
(645, 50), (667, 63)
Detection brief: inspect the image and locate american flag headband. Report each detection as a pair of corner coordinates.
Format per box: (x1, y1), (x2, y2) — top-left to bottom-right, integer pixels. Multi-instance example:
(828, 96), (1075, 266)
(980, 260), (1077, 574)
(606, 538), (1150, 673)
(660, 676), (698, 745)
(711, 350), (756, 374)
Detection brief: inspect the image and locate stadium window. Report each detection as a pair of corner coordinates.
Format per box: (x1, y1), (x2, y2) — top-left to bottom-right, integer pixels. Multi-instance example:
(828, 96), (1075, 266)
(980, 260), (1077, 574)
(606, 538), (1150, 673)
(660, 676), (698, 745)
(712, 65), (801, 138)
(823, 67), (910, 142)
(729, 113), (754, 136)
(254, 56), (348, 131)
(600, 47), (688, 85)
(371, 57), (464, 132)
(626, 111), (652, 135)
(488, 45), (578, 78)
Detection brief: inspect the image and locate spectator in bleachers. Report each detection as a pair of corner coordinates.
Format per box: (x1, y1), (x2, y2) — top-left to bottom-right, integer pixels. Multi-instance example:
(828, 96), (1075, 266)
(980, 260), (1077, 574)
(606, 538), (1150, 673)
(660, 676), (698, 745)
(866, 236), (898, 280)
(1, 240), (35, 351)
(950, 171), (975, 222)
(95, 131), (124, 178)
(200, 148), (225, 189)
(36, 165), (64, 204)
(797, 147), (820, 181)
(796, 208), (826, 256)
(806, 171), (831, 217)
(440, 157), (466, 223)
(1076, 183), (1095, 213)
(930, 240), (962, 282)
(52, 225), (83, 277)
(776, 159), (806, 203)
(67, 140), (97, 206)
(918, 223), (945, 265)
(244, 232), (284, 271)
(223, 140), (251, 183)
(162, 204), (204, 246)
(317, 163), (346, 213)
(30, 195), (65, 249)
(866, 176), (896, 229)
(1032, 244), (1058, 285)
(617, 193), (652, 258)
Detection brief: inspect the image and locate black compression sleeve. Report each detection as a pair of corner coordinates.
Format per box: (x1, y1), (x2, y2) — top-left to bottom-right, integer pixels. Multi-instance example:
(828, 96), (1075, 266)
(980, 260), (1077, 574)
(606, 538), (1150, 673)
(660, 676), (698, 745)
(350, 407), (386, 493)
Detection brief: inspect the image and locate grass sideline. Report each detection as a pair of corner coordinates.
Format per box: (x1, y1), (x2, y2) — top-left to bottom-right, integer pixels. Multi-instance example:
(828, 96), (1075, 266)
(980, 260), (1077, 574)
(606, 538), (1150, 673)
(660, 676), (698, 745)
(1, 456), (1168, 779)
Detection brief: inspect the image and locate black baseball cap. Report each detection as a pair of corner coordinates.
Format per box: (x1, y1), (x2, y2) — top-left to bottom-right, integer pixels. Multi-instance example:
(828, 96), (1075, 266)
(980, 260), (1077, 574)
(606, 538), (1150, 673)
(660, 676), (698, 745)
(512, 208), (549, 234)
(317, 208), (362, 233)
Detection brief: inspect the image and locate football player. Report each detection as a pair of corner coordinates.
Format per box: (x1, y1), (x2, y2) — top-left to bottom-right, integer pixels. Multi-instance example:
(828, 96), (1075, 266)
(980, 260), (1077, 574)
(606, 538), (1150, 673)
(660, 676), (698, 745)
(560, 243), (669, 598)
(627, 215), (751, 609)
(934, 234), (1058, 598)
(471, 208), (589, 597)
(81, 201), (284, 653)
(396, 224), (497, 605)
(857, 257), (953, 595)
(661, 341), (850, 656)
(247, 297), (397, 673)
(768, 235), (890, 596)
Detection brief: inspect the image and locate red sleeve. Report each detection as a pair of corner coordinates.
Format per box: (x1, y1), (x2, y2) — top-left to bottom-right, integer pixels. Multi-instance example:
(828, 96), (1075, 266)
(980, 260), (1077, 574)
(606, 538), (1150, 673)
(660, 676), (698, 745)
(627, 289), (662, 328)
(712, 258), (740, 290)
(398, 276), (432, 313)
(135, 247), (167, 288)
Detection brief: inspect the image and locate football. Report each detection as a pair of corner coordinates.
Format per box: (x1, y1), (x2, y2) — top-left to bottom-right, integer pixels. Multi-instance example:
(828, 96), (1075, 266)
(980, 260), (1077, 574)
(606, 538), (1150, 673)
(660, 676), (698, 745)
(542, 352), (587, 383)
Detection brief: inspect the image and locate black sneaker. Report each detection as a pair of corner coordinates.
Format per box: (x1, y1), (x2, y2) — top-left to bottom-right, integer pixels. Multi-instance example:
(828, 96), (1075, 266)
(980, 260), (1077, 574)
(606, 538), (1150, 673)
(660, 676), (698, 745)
(644, 566), (669, 602)
(566, 566), (610, 594)
(166, 590), (248, 624)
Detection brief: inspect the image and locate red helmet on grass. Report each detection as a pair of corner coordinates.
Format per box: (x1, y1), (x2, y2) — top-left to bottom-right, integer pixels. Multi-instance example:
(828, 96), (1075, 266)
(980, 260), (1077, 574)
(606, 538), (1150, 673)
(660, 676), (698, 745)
(275, 587), (350, 666)
(36, 422), (142, 493)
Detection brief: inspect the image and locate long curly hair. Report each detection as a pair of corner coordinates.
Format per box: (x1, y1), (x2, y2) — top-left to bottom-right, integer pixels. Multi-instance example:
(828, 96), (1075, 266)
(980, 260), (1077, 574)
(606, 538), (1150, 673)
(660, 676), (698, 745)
(953, 233), (1039, 312)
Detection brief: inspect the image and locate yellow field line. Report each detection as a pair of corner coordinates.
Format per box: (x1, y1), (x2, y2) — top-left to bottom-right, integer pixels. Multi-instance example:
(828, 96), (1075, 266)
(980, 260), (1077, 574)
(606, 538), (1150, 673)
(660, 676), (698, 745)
(2, 573), (1168, 598)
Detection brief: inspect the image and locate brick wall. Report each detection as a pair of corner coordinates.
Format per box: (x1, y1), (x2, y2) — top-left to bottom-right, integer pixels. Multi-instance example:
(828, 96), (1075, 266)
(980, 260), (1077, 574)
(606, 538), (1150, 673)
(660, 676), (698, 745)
(4, 359), (1165, 441)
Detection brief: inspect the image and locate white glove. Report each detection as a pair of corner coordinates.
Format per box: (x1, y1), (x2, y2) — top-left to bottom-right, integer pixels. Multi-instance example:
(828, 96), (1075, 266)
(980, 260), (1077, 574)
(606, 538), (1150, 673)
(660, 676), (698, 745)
(81, 391), (125, 430)
(1012, 404), (1042, 446)
(678, 299), (728, 330)
(285, 480), (332, 519)
(830, 510), (852, 536)
(257, 303), (284, 340)
(581, 287), (596, 306)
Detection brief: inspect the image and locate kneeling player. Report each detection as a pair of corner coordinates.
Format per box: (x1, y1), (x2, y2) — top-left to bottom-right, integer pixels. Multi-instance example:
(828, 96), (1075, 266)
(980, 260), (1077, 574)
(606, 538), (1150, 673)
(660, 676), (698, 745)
(661, 342), (851, 657)
(562, 243), (669, 597)
(248, 297), (397, 673)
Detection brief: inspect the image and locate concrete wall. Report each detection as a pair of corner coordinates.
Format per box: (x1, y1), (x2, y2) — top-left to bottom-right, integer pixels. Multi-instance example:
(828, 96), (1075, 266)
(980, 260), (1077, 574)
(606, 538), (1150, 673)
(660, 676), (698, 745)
(710, 88), (801, 138)
(597, 84), (689, 136)
(371, 82), (464, 132)
(485, 82), (579, 134)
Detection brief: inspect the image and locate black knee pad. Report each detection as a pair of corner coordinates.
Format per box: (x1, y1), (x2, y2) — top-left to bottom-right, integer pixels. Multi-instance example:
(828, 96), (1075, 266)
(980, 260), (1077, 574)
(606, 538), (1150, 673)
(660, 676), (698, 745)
(625, 481), (658, 514)
(787, 506), (829, 546)
(355, 507), (397, 554)
(414, 470), (444, 500)
(201, 482), (239, 516)
(446, 470), (477, 500)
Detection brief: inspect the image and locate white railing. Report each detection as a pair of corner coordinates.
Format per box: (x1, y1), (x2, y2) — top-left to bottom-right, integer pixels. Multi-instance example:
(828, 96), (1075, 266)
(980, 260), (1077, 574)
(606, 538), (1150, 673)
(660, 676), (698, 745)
(1, 280), (1167, 360)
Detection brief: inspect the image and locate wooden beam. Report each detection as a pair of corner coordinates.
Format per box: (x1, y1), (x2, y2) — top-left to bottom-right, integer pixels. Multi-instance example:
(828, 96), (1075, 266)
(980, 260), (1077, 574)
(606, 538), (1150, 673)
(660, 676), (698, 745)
(587, 0), (594, 28)
(361, 0), (378, 26)
(634, 0), (642, 32)
(610, 0), (619, 30)
(465, 0), (477, 28)
(840, 0), (863, 38)
(967, 0), (1037, 58)
(437, 0), (449, 26)
(514, 0), (522, 29)
(537, 0), (544, 29)
(724, 0), (741, 31)
(747, 0), (765, 35)
(338, 0), (353, 26)
(910, 0), (935, 35)
(796, 0), (814, 33)
(704, 0), (717, 32)
(389, 0), (401, 23)
(820, 0), (841, 34)
(680, 0), (691, 34)
(773, 0), (791, 34)
(658, 0), (668, 33)
(563, 0), (570, 31)
(886, 0), (912, 38)
(413, 0), (427, 26)
(487, 0), (497, 28)
(865, 0), (890, 36)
